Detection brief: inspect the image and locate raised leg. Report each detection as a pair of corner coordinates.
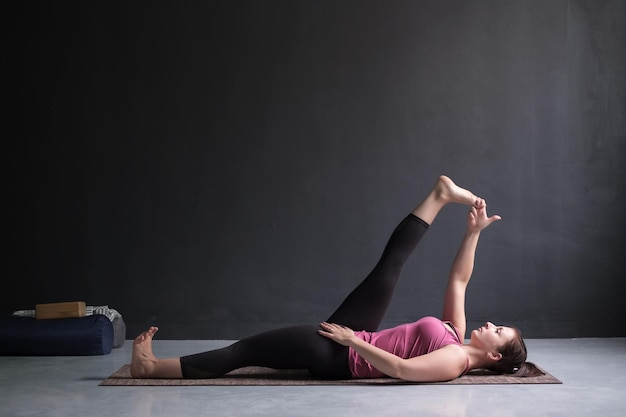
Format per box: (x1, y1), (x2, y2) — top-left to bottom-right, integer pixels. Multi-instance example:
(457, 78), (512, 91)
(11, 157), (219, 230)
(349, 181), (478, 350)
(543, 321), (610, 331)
(325, 175), (482, 332)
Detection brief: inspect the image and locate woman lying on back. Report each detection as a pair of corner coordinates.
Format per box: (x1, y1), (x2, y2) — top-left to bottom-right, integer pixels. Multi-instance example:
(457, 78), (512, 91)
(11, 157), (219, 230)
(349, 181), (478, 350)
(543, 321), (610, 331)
(131, 175), (543, 381)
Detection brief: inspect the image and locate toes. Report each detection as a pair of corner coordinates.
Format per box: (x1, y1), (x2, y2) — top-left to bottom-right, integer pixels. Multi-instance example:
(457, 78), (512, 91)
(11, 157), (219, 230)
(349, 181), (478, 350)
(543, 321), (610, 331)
(474, 197), (485, 208)
(134, 327), (159, 344)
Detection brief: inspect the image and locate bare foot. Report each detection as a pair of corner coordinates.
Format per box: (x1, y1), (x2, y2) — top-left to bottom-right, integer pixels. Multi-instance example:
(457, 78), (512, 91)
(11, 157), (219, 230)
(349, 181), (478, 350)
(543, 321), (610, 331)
(434, 175), (484, 207)
(130, 326), (159, 378)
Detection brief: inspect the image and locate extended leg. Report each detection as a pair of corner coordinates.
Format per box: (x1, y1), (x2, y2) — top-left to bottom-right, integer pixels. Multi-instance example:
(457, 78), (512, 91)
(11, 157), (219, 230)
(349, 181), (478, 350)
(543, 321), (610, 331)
(180, 325), (350, 379)
(325, 175), (482, 332)
(130, 325), (350, 379)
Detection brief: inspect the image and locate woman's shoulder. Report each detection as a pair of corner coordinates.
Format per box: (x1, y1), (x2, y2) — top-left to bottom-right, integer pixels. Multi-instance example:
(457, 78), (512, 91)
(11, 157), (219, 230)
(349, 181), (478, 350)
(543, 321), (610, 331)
(437, 344), (469, 375)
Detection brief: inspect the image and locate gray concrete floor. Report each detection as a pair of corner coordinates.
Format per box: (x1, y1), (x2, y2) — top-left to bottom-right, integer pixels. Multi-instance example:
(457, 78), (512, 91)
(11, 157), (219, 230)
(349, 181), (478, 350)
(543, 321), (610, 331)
(1, 338), (625, 417)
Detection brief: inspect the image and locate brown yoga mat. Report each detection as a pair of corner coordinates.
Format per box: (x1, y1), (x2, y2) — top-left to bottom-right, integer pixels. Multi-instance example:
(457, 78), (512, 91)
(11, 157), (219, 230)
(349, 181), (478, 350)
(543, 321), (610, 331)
(100, 364), (561, 386)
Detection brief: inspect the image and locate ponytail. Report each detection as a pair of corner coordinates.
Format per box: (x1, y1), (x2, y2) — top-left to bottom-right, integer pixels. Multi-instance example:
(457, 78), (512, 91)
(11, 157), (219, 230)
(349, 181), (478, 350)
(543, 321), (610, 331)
(513, 361), (544, 377)
(487, 328), (545, 377)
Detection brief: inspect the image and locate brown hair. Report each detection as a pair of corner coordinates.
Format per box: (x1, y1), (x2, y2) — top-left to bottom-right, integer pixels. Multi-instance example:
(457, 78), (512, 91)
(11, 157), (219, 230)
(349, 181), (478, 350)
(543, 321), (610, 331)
(487, 328), (544, 377)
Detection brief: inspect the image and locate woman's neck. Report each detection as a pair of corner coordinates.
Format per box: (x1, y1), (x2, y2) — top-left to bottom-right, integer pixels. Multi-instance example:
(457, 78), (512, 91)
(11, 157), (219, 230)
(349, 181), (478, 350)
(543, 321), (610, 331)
(461, 344), (493, 370)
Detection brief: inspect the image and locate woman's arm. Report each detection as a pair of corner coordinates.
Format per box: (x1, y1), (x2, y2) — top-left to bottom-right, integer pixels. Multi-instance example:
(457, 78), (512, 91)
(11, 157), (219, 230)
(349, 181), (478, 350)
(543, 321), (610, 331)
(318, 322), (466, 382)
(442, 206), (501, 340)
(441, 229), (480, 340)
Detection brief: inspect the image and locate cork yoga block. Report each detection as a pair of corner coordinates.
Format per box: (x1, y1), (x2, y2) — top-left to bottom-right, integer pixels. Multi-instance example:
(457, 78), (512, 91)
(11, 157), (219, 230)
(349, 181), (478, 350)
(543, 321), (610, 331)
(35, 301), (87, 319)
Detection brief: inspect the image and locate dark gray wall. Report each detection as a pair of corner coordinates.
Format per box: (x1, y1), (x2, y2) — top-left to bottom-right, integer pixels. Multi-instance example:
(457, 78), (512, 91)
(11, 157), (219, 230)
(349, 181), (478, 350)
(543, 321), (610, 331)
(5, 0), (626, 339)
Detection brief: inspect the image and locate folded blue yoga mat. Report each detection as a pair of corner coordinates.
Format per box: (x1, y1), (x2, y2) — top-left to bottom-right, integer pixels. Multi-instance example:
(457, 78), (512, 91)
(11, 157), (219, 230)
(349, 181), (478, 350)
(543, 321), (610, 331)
(0, 314), (114, 355)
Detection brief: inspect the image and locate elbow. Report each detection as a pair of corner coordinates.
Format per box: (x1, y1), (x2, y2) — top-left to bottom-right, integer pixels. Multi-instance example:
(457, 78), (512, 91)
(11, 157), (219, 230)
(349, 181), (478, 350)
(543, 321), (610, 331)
(394, 362), (449, 383)
(392, 361), (412, 381)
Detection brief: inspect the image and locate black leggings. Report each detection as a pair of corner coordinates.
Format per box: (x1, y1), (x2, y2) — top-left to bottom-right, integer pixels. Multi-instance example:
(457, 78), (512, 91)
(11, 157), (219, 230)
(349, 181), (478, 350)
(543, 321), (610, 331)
(180, 214), (429, 378)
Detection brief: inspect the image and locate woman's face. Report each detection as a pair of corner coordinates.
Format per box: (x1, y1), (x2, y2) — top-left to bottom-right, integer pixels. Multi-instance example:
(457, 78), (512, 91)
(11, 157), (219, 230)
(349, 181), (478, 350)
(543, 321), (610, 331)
(470, 321), (517, 353)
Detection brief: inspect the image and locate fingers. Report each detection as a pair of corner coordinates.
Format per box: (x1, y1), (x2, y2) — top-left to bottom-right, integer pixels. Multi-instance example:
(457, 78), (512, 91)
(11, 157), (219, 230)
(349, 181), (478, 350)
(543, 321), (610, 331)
(319, 322), (333, 333)
(318, 322), (337, 339)
(318, 322), (354, 347)
(479, 210), (502, 228)
(471, 203), (501, 219)
(317, 329), (331, 338)
(467, 203), (502, 230)
(319, 322), (351, 334)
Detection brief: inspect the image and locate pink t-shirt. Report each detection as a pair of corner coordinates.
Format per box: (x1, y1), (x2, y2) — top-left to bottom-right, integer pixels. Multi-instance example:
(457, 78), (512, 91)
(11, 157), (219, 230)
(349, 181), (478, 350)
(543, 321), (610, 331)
(348, 316), (465, 378)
